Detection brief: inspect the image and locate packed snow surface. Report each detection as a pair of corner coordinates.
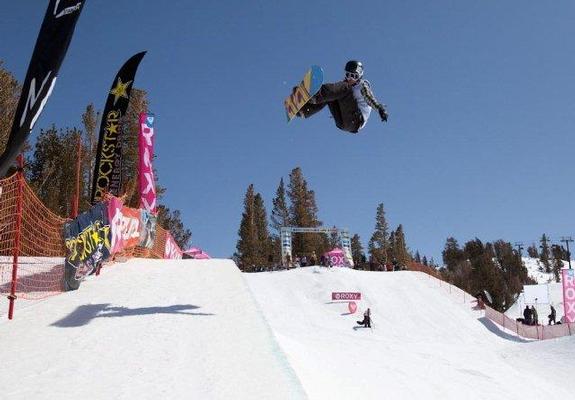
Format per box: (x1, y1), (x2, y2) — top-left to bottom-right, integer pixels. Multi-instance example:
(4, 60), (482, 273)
(1, 259), (574, 399)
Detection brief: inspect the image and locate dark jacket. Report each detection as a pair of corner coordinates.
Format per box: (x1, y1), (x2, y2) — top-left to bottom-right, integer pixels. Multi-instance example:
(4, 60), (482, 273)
(310, 79), (385, 133)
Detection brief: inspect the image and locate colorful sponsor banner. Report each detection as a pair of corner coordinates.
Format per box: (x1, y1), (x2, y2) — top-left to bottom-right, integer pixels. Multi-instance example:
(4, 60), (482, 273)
(138, 113), (157, 213)
(91, 51), (146, 203)
(108, 198), (142, 254)
(63, 202), (111, 290)
(139, 210), (157, 248)
(0, 0), (85, 176)
(562, 269), (575, 323)
(164, 232), (183, 259)
(331, 292), (362, 301)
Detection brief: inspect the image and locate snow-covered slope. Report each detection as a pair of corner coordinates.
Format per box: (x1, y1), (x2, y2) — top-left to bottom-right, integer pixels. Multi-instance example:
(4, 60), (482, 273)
(245, 267), (574, 400)
(0, 259), (305, 400)
(1, 260), (574, 400)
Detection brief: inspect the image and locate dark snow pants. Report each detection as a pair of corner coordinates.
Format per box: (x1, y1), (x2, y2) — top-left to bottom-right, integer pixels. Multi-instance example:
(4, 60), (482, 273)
(299, 81), (363, 133)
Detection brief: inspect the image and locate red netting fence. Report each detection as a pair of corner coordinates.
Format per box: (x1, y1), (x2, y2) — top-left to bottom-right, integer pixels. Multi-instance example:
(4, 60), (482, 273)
(1, 169), (180, 320)
(0, 172), (67, 302)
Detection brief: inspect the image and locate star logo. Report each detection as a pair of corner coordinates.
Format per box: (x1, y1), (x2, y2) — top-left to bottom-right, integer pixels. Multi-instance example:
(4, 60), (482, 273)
(107, 122), (118, 134)
(109, 77), (133, 106)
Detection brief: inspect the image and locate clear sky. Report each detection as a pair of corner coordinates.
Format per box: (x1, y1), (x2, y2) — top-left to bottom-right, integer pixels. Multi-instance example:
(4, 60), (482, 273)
(2, 1), (575, 262)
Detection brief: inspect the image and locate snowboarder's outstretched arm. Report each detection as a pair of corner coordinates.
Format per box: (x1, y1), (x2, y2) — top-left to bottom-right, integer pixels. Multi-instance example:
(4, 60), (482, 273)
(360, 81), (388, 122)
(311, 81), (352, 104)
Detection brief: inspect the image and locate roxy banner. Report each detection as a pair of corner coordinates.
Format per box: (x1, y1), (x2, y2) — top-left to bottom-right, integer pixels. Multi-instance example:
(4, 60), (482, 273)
(164, 232), (183, 259)
(562, 269), (575, 323)
(138, 113), (157, 213)
(0, 0), (85, 176)
(63, 202), (111, 291)
(91, 51), (146, 203)
(108, 197), (142, 254)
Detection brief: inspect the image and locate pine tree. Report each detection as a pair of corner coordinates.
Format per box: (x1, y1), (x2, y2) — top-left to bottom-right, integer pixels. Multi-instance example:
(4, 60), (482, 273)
(0, 60), (20, 158)
(350, 234), (365, 269)
(270, 178), (290, 264)
(493, 240), (529, 310)
(414, 251), (421, 264)
(287, 167), (324, 257)
(82, 104), (99, 201)
(393, 224), (410, 268)
(539, 234), (551, 273)
(270, 178), (289, 234)
(527, 243), (539, 258)
(27, 126), (86, 217)
(236, 184), (258, 271)
(254, 193), (272, 269)
(118, 88), (149, 207)
(551, 245), (564, 283)
(328, 226), (340, 249)
(156, 205), (192, 249)
(368, 203), (389, 268)
(422, 255), (428, 266)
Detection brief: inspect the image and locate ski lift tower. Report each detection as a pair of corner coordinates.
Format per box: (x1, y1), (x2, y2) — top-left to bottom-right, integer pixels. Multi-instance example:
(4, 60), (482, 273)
(280, 226), (354, 267)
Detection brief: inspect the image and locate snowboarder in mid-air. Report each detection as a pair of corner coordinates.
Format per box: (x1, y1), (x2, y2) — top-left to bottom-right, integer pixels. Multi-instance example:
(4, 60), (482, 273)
(295, 60), (388, 134)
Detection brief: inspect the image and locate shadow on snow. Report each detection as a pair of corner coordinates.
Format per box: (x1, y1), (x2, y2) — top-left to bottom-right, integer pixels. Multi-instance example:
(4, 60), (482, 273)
(51, 303), (214, 328)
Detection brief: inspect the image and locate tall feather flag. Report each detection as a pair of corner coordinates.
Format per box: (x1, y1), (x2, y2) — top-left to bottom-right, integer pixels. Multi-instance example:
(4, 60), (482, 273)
(0, 0), (86, 177)
(90, 51), (146, 204)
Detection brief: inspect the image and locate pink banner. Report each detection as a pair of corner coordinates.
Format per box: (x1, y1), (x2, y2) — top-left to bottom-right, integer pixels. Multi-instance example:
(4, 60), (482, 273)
(164, 232), (183, 259)
(562, 269), (575, 323)
(138, 113), (157, 214)
(108, 197), (125, 254)
(332, 292), (361, 301)
(108, 197), (142, 254)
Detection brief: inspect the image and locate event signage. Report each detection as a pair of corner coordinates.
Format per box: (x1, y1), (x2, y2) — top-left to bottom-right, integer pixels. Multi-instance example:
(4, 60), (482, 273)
(139, 210), (156, 248)
(108, 197), (142, 254)
(0, 0), (85, 176)
(91, 51), (146, 203)
(63, 202), (111, 290)
(138, 113), (157, 213)
(164, 232), (183, 259)
(331, 292), (362, 301)
(562, 269), (575, 323)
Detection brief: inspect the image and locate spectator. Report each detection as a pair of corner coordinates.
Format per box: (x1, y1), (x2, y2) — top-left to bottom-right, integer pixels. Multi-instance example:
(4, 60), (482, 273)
(310, 251), (317, 266)
(548, 305), (557, 325)
(523, 305), (532, 325)
(531, 305), (538, 326)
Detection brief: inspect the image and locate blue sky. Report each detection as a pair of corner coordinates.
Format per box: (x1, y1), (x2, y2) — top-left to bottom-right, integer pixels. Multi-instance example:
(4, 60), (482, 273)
(2, 1), (575, 262)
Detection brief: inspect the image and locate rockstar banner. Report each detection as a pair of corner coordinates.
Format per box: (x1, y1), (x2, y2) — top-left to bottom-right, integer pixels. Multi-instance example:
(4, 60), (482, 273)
(90, 51), (146, 203)
(63, 202), (111, 291)
(0, 0), (85, 176)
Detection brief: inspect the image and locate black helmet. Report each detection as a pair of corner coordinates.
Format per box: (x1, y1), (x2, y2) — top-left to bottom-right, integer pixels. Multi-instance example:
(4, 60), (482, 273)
(344, 60), (363, 78)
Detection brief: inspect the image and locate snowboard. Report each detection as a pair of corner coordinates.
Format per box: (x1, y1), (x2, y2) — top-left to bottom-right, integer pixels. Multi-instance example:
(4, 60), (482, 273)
(284, 65), (323, 122)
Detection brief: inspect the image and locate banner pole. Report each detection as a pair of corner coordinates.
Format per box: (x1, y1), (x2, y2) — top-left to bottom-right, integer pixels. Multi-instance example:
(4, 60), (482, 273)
(8, 155), (25, 320)
(71, 133), (81, 218)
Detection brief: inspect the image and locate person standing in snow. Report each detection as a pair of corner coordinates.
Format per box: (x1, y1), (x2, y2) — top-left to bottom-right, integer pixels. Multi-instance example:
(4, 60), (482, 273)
(548, 305), (557, 325)
(356, 308), (372, 328)
(523, 305), (532, 325)
(531, 305), (538, 326)
(296, 60), (388, 134)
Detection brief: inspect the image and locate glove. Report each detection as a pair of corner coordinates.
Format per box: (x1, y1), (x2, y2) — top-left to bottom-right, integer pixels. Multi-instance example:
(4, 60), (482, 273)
(378, 107), (388, 122)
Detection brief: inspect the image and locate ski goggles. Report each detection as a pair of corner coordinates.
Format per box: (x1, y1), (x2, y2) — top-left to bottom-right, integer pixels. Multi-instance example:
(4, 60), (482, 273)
(345, 71), (361, 80)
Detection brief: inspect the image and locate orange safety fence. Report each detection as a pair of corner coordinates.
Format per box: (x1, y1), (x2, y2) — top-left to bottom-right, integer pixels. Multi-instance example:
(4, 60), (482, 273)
(1, 170), (178, 317)
(0, 173), (67, 300)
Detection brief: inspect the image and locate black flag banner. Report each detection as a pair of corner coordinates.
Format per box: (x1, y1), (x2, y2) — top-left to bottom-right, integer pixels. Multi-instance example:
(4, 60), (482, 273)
(0, 0), (85, 177)
(91, 52), (146, 204)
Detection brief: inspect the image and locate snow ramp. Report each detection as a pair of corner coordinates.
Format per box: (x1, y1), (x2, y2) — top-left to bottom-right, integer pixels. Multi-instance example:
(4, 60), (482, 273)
(245, 267), (575, 400)
(0, 259), (306, 400)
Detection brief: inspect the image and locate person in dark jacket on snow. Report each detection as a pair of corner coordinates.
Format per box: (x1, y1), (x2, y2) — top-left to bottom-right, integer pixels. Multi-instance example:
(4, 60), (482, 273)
(296, 60), (388, 133)
(523, 305), (532, 325)
(356, 308), (372, 328)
